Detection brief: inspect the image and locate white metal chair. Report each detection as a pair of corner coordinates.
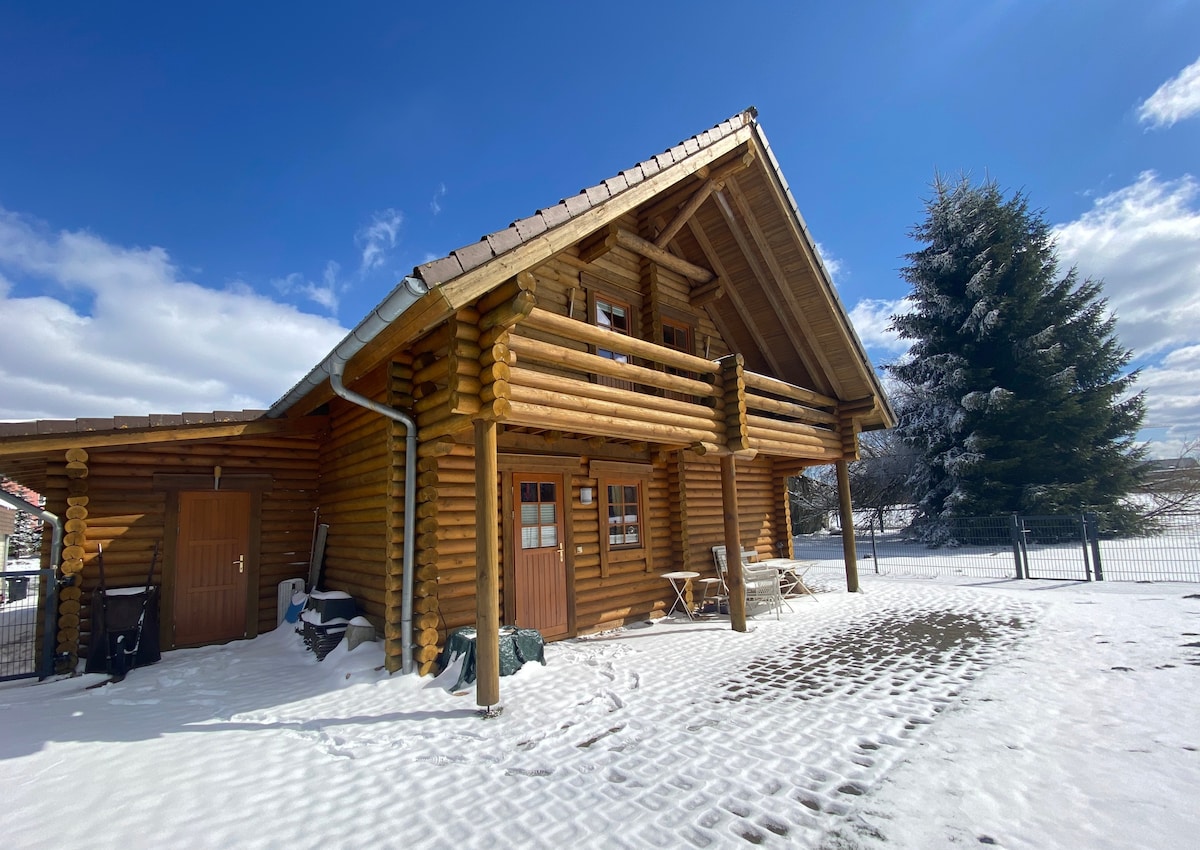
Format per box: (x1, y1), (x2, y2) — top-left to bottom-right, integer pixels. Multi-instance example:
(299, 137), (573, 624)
(743, 563), (785, 619)
(711, 545), (786, 618)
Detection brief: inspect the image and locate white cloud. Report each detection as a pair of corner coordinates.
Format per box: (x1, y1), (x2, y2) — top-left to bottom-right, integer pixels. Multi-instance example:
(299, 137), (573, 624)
(273, 260), (343, 313)
(1136, 344), (1200, 456)
(849, 297), (914, 358)
(1137, 55), (1200, 129)
(1053, 171), (1200, 358)
(356, 208), (403, 275)
(1053, 172), (1200, 452)
(430, 183), (447, 216)
(0, 206), (347, 421)
(813, 242), (843, 282)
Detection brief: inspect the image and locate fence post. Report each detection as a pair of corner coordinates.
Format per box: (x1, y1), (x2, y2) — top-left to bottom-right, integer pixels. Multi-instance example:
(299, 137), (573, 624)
(1085, 512), (1104, 581)
(1009, 513), (1025, 579)
(870, 514), (880, 573)
(1078, 514), (1092, 581)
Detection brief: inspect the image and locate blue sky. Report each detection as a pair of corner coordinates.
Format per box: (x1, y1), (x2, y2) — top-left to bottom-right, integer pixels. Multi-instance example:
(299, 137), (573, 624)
(1, 2), (1197, 456)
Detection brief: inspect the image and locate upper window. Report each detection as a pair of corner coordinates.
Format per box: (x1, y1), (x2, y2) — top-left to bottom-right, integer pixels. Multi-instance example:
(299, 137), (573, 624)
(662, 317), (696, 400)
(595, 296), (632, 362)
(594, 293), (634, 390)
(662, 319), (691, 355)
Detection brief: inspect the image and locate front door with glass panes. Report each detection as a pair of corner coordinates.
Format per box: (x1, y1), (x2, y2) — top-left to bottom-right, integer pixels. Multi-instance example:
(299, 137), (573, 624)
(512, 472), (568, 639)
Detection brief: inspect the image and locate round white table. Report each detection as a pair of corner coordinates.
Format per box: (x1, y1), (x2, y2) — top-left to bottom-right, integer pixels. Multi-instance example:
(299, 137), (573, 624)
(662, 570), (700, 619)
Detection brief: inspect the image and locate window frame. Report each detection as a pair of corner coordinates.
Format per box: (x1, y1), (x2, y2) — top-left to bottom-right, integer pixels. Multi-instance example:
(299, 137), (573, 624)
(590, 459), (656, 576)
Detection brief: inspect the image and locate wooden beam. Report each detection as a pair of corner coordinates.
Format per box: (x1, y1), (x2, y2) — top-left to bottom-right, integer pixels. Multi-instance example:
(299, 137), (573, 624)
(722, 180), (845, 397)
(720, 455), (748, 632)
(0, 416), (328, 458)
(474, 419), (501, 708)
(689, 277), (725, 307)
(577, 225), (619, 264)
(835, 459), (860, 593)
(742, 372), (837, 410)
(521, 307), (719, 376)
(611, 228), (715, 284)
(654, 179), (716, 248)
(685, 217), (788, 378)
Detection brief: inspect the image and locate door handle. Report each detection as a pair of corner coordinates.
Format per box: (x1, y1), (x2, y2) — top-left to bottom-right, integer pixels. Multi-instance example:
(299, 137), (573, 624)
(235, 555), (244, 574)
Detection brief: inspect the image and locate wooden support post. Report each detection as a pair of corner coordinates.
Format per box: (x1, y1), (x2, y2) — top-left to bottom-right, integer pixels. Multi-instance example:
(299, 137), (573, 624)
(720, 454), (747, 632)
(474, 419), (501, 708)
(835, 459), (860, 592)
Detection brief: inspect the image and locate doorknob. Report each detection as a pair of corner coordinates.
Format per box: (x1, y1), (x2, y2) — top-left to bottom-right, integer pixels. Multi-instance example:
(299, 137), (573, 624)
(235, 555), (244, 573)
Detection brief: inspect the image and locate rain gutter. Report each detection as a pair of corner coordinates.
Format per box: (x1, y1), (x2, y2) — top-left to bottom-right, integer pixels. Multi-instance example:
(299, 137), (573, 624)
(0, 489), (63, 679)
(266, 275), (428, 675)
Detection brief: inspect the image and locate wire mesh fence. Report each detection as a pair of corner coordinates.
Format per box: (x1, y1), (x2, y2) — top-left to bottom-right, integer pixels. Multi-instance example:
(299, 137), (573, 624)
(1095, 513), (1200, 582)
(1, 570), (41, 681)
(793, 512), (1200, 584)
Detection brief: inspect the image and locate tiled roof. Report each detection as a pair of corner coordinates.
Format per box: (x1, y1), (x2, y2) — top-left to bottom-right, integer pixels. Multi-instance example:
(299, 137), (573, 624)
(414, 108), (759, 288)
(0, 410), (266, 439)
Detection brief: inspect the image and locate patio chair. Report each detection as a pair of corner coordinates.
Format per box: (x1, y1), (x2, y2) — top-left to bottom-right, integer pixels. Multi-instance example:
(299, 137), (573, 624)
(742, 563), (785, 619)
(711, 545), (787, 618)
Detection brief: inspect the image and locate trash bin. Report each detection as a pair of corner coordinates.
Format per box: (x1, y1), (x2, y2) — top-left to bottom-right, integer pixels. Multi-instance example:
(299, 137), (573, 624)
(5, 575), (30, 602)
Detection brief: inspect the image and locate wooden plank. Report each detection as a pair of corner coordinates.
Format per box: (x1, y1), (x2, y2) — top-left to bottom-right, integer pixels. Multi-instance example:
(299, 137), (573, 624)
(0, 416), (328, 458)
(722, 179), (844, 397)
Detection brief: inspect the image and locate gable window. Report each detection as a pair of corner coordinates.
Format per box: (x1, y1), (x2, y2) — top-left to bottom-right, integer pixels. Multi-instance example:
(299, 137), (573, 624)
(590, 288), (637, 391)
(662, 317), (697, 401)
(606, 480), (642, 548)
(595, 296), (632, 363)
(662, 319), (691, 356)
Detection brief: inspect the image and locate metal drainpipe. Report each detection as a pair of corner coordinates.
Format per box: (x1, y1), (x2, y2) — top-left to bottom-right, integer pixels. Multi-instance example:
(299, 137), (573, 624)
(327, 362), (418, 675)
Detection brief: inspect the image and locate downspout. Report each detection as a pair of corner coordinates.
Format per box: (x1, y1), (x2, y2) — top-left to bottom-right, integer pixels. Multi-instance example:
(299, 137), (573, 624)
(266, 274), (428, 675)
(327, 363), (418, 675)
(0, 489), (63, 679)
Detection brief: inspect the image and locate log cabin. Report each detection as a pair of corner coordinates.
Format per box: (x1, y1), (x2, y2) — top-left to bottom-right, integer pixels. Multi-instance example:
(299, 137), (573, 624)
(0, 108), (893, 703)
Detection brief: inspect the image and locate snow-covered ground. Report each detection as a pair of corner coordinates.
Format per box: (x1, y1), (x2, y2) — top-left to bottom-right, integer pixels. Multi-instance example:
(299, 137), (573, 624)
(2, 564), (1198, 849)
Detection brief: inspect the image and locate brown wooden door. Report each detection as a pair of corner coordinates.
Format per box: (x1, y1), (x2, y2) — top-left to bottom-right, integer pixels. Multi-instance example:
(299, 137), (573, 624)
(174, 491), (250, 646)
(513, 473), (568, 639)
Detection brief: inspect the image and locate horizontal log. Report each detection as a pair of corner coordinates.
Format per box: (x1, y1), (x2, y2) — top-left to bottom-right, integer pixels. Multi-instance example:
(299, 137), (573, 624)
(508, 384), (720, 434)
(613, 227), (715, 283)
(509, 367), (716, 418)
(742, 371), (836, 409)
(522, 307), (718, 376)
(509, 335), (714, 398)
(475, 271), (537, 316)
(747, 434), (841, 460)
(506, 400), (716, 445)
(479, 290), (536, 332)
(746, 392), (839, 426)
(746, 414), (840, 443)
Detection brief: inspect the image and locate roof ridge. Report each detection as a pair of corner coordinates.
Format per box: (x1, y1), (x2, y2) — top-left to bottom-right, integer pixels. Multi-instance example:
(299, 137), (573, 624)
(416, 108), (759, 288)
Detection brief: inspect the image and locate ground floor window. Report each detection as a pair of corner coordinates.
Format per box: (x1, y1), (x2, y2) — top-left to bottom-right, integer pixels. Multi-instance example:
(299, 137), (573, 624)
(606, 481), (642, 547)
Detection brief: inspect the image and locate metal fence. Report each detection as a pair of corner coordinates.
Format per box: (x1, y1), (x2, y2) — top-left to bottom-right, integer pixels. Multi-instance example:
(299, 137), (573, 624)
(1, 570), (44, 681)
(794, 512), (1200, 583)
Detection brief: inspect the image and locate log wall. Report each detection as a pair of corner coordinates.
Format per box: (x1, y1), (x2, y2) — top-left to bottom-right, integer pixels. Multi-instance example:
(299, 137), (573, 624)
(45, 435), (319, 667)
(317, 368), (391, 622)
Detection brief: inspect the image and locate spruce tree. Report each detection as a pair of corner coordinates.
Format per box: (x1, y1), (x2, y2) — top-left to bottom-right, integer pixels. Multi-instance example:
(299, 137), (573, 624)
(887, 176), (1146, 537)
